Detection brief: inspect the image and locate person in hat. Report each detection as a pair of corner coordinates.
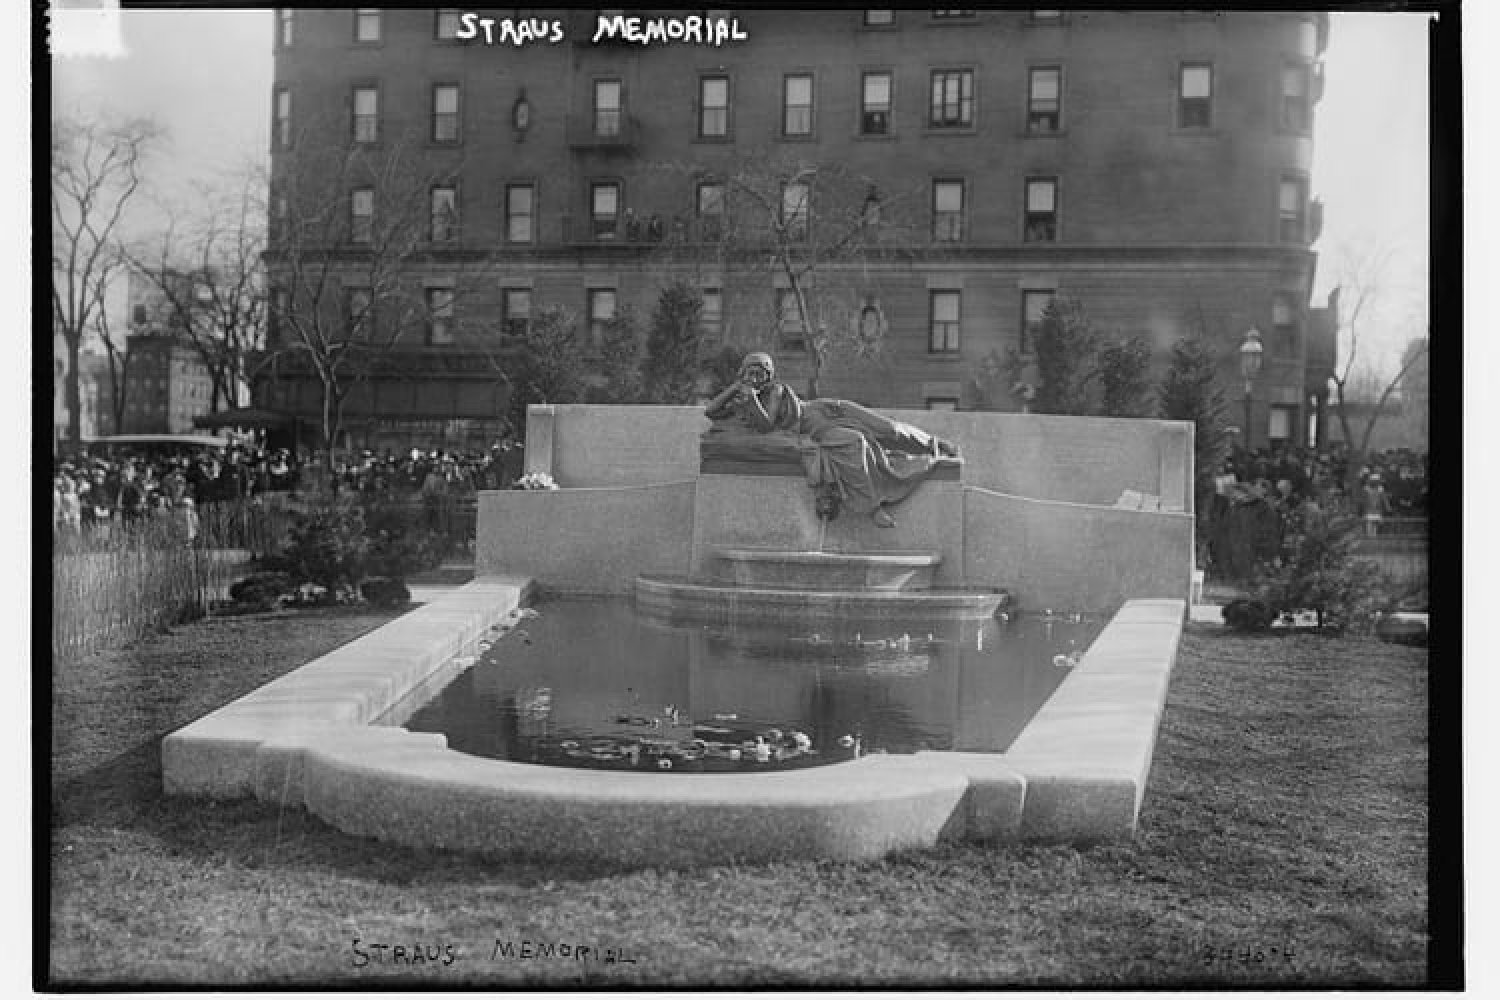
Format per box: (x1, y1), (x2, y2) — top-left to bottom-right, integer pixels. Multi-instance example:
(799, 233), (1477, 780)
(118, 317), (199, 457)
(1361, 473), (1390, 538)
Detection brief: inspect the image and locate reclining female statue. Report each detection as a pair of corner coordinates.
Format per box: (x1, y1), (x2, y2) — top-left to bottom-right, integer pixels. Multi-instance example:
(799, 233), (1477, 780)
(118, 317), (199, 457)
(702, 352), (959, 527)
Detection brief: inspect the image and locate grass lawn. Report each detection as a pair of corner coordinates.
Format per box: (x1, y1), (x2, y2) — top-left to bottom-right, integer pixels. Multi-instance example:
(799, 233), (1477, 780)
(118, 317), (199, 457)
(45, 606), (1435, 988)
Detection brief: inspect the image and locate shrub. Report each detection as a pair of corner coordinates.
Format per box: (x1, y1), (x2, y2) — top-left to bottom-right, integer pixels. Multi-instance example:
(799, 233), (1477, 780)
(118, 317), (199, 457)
(360, 576), (412, 608)
(274, 495), (370, 593)
(363, 502), (446, 578)
(228, 571), (296, 610)
(1227, 515), (1394, 635)
(1222, 598), (1276, 632)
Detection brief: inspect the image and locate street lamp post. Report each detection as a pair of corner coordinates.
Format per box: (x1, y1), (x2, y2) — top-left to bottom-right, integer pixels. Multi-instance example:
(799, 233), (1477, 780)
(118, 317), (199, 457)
(1239, 328), (1263, 449)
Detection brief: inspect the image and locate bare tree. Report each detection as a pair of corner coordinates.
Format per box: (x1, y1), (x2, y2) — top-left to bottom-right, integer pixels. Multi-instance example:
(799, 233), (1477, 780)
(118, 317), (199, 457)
(128, 170), (267, 413)
(85, 246), (132, 434)
(263, 122), (495, 471)
(651, 150), (922, 397)
(51, 113), (160, 446)
(1325, 242), (1429, 483)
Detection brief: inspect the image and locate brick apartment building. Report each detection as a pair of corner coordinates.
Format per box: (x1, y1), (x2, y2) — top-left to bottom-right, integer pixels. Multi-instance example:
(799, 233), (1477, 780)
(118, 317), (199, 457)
(258, 8), (1334, 451)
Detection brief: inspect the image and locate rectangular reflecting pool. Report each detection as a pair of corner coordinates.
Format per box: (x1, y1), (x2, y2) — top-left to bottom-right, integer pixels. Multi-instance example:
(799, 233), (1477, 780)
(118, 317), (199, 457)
(403, 597), (1101, 773)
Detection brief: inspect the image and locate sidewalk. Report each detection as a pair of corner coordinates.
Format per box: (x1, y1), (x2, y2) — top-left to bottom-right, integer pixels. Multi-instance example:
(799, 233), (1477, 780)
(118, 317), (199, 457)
(405, 559), (476, 604)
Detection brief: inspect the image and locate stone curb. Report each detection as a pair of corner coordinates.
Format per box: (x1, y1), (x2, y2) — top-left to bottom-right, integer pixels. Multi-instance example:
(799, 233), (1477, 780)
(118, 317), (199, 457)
(162, 582), (1184, 863)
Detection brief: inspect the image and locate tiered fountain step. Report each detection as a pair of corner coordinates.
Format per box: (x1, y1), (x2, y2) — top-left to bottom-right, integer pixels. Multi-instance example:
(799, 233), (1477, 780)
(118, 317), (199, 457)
(716, 547), (940, 592)
(635, 547), (1008, 622)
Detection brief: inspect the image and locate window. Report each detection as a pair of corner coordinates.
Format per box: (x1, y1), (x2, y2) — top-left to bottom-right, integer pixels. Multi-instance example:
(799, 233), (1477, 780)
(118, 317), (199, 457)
(354, 8), (381, 43)
(863, 11), (894, 26)
(861, 72), (892, 135)
(591, 181), (621, 240)
(1024, 177), (1057, 242)
(272, 192), (289, 241)
(1272, 293), (1300, 355)
(699, 75), (730, 138)
(506, 184), (534, 243)
(1178, 63), (1213, 128)
(783, 74), (814, 137)
(930, 70), (974, 128)
(926, 397), (959, 411)
(352, 86), (379, 143)
(932, 10), (975, 19)
(1027, 67), (1061, 133)
(932, 179), (965, 242)
(344, 286), (372, 339)
(1021, 289), (1054, 354)
(432, 85), (460, 143)
(502, 288), (531, 339)
(777, 289), (805, 349)
(1268, 405), (1295, 443)
(1031, 10), (1062, 20)
(859, 303), (882, 341)
(430, 185), (457, 242)
(350, 187), (373, 244)
(700, 287), (723, 340)
(696, 181), (725, 241)
(435, 8), (461, 39)
(1281, 62), (1312, 134)
(781, 181), (809, 242)
(277, 8), (294, 47)
(1278, 174), (1307, 242)
(425, 287), (455, 345)
(273, 87), (291, 149)
(587, 289), (617, 351)
(268, 288), (287, 345)
(594, 79), (622, 136)
(929, 291), (961, 353)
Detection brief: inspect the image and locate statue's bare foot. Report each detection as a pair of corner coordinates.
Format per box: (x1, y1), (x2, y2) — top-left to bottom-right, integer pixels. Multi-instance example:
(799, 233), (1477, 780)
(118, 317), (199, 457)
(872, 508), (896, 528)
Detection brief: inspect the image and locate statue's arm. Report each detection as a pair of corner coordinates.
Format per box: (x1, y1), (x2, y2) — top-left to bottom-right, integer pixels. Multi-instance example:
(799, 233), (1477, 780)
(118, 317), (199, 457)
(704, 381), (743, 420)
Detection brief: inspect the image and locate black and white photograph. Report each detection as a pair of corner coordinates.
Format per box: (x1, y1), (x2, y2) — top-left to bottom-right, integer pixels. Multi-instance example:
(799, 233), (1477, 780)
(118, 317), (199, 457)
(40, 2), (1461, 989)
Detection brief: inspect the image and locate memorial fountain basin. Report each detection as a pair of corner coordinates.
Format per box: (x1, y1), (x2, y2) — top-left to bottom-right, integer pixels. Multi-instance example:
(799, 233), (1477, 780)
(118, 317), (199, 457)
(713, 546), (941, 591)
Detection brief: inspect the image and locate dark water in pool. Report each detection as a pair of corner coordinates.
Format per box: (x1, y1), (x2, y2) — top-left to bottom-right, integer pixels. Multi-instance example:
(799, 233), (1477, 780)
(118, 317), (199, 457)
(403, 598), (1100, 773)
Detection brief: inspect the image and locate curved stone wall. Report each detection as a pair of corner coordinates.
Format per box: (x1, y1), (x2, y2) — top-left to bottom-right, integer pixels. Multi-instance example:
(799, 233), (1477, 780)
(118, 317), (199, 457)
(163, 578), (1185, 865)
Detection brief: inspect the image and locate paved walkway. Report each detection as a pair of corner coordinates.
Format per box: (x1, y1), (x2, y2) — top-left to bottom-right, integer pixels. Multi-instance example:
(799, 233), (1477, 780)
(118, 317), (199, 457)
(405, 560), (477, 605)
(1189, 603), (1225, 625)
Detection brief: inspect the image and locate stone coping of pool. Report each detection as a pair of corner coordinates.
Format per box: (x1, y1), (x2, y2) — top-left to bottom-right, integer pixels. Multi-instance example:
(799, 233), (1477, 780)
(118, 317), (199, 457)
(162, 577), (1184, 866)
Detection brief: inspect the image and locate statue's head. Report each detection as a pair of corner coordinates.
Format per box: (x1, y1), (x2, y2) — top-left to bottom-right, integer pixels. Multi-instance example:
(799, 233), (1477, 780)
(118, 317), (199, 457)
(739, 352), (775, 388)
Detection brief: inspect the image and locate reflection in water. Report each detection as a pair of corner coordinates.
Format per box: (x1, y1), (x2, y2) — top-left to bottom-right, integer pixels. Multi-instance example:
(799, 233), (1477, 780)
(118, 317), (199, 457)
(403, 597), (1099, 772)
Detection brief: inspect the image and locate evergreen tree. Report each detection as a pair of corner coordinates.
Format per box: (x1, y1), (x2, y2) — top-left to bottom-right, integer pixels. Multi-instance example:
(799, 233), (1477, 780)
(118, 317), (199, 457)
(507, 306), (587, 432)
(1030, 298), (1100, 415)
(1097, 336), (1154, 417)
(594, 306), (646, 403)
(1157, 337), (1231, 538)
(642, 281), (704, 402)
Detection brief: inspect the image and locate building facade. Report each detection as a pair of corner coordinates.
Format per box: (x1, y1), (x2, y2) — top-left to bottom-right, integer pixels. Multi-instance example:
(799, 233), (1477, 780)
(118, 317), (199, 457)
(95, 333), (216, 435)
(259, 8), (1332, 450)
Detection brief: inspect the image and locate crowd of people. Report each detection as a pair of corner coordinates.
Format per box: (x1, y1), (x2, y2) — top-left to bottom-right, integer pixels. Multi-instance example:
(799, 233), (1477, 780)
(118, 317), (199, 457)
(1206, 442), (1428, 581)
(51, 437), (528, 539)
(326, 442), (526, 499)
(1219, 441), (1428, 520)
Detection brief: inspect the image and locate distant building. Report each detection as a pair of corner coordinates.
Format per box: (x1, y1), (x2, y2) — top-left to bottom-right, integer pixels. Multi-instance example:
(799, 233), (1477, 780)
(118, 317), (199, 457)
(102, 333), (215, 435)
(121, 270), (223, 432)
(54, 333), (100, 448)
(260, 9), (1332, 449)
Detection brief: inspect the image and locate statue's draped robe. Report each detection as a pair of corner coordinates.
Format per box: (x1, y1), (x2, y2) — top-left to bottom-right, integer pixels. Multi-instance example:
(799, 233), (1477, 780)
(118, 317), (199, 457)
(702, 383), (952, 514)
